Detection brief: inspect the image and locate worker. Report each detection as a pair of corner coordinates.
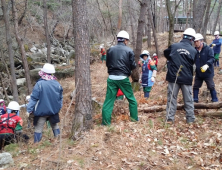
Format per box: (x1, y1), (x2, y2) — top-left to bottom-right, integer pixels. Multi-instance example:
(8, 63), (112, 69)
(0, 101), (23, 149)
(164, 28), (197, 124)
(193, 33), (218, 103)
(27, 63), (63, 143)
(210, 31), (221, 67)
(102, 30), (138, 125)
(140, 50), (157, 98)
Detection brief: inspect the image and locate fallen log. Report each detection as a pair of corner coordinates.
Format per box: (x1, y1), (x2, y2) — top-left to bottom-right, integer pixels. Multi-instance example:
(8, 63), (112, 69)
(202, 111), (222, 118)
(138, 102), (222, 113)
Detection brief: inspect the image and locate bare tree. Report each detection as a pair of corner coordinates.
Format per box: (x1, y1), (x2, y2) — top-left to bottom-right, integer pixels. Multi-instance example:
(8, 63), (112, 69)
(117, 0), (123, 32)
(127, 0), (136, 49)
(212, 0), (222, 34)
(202, 0), (216, 40)
(71, 0), (93, 139)
(11, 0), (32, 94)
(165, 0), (182, 46)
(193, 0), (208, 33)
(148, 0), (160, 58)
(1, 0), (19, 101)
(131, 0), (148, 83)
(43, 0), (51, 63)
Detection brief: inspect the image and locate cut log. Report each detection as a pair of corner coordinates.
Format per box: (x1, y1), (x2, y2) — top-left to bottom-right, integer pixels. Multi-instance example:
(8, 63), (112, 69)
(138, 102), (222, 113)
(202, 111), (222, 118)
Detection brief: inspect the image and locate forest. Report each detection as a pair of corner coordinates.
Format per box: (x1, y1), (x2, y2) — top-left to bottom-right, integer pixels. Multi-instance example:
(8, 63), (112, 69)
(1, 0), (222, 169)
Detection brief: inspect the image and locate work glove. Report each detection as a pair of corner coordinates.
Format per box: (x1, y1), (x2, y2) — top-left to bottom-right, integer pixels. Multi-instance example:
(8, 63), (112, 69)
(200, 64), (209, 73)
(151, 77), (155, 82)
(212, 44), (216, 47)
(26, 112), (30, 117)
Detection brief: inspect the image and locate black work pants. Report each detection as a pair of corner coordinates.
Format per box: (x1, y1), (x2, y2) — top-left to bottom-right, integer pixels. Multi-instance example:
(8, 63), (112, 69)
(193, 76), (215, 90)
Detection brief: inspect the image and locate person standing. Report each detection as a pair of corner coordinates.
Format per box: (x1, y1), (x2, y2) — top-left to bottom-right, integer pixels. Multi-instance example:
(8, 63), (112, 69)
(100, 45), (106, 63)
(140, 50), (157, 98)
(193, 33), (218, 103)
(102, 30), (138, 125)
(164, 28), (197, 124)
(27, 63), (63, 143)
(152, 53), (158, 67)
(210, 31), (221, 67)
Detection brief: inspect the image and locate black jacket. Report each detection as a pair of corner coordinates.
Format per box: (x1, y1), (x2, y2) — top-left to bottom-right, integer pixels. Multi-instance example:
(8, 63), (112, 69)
(164, 39), (197, 85)
(106, 42), (136, 76)
(195, 43), (214, 78)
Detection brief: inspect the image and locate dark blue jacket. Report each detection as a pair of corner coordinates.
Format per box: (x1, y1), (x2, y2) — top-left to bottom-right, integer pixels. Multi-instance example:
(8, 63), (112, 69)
(27, 79), (63, 116)
(210, 39), (221, 54)
(195, 43), (215, 78)
(164, 39), (197, 85)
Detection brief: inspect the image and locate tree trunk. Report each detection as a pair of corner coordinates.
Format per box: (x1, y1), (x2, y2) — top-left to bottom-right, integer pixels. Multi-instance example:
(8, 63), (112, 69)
(202, 0), (211, 40)
(127, 0), (136, 49)
(148, 1), (159, 58)
(139, 102), (222, 113)
(165, 0), (175, 46)
(117, 0), (122, 32)
(212, 0), (222, 34)
(131, 0), (148, 82)
(12, 0), (32, 94)
(43, 0), (51, 63)
(1, 0), (19, 101)
(0, 73), (9, 103)
(193, 0), (208, 33)
(147, 16), (152, 48)
(71, 0), (93, 139)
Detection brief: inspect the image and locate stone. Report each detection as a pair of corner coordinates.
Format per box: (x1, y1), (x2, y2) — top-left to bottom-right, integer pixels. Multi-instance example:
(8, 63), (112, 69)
(30, 67), (75, 83)
(16, 78), (26, 88)
(29, 52), (47, 63)
(0, 152), (13, 165)
(91, 97), (103, 115)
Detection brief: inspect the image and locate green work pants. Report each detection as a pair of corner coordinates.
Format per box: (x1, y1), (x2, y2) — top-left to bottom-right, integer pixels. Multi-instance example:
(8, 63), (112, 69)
(102, 77), (138, 125)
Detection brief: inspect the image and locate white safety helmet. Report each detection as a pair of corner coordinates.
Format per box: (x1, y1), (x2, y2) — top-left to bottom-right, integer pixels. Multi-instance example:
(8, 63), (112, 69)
(153, 53), (157, 56)
(183, 28), (196, 38)
(117, 30), (129, 40)
(140, 50), (150, 58)
(214, 31), (219, 36)
(7, 101), (20, 111)
(194, 33), (204, 41)
(26, 95), (30, 102)
(41, 63), (55, 74)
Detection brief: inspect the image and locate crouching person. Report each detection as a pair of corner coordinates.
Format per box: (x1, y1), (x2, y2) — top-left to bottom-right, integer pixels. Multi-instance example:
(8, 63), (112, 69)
(27, 63), (63, 143)
(0, 101), (23, 150)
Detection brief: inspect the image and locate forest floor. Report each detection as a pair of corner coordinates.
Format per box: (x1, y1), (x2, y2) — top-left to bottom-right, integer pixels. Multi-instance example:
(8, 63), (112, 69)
(4, 33), (222, 170)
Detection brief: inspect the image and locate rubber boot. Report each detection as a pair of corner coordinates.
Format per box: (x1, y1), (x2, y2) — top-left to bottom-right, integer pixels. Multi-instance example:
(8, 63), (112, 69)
(53, 129), (60, 137)
(34, 132), (42, 143)
(144, 92), (150, 98)
(193, 89), (199, 103)
(210, 89), (218, 102)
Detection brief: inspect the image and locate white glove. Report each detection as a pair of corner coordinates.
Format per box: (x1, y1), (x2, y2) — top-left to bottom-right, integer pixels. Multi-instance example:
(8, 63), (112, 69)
(26, 112), (30, 117)
(151, 77), (155, 82)
(212, 44), (216, 47)
(201, 64), (209, 72)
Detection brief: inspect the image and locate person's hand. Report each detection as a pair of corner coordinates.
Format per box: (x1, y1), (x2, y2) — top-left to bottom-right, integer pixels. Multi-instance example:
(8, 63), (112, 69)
(151, 77), (155, 82)
(26, 112), (30, 117)
(200, 64), (209, 72)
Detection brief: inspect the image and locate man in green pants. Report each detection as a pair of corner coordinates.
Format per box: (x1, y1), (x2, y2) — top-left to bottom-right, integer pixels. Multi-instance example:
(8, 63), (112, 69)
(102, 30), (138, 125)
